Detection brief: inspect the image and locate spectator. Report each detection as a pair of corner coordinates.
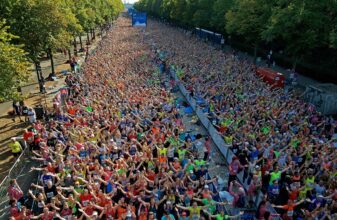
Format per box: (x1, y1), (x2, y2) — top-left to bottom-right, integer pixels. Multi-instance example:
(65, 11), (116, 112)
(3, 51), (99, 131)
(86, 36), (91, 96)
(27, 108), (36, 124)
(12, 101), (23, 122)
(7, 137), (22, 157)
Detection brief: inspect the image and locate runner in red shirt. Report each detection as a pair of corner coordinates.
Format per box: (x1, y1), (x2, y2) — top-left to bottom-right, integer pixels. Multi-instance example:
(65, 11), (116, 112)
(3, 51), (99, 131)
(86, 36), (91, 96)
(79, 189), (93, 207)
(104, 201), (116, 219)
(23, 129), (34, 144)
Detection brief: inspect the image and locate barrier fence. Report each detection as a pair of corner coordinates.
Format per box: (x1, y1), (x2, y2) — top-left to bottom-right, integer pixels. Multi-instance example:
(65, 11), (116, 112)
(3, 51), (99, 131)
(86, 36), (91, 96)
(170, 69), (281, 220)
(0, 139), (29, 218)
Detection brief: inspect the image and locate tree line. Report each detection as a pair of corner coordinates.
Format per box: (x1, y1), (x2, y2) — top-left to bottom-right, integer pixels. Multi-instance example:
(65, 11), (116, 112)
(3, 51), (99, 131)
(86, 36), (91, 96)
(134, 0), (337, 84)
(0, 0), (124, 101)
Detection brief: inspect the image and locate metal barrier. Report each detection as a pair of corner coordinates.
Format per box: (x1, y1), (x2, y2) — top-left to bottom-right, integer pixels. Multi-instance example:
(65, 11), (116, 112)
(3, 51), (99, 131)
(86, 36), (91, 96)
(0, 138), (28, 218)
(170, 71), (281, 220)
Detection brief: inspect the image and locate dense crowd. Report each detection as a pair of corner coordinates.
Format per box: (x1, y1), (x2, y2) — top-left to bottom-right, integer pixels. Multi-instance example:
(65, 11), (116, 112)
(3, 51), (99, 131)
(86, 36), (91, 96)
(7, 17), (245, 220)
(147, 19), (337, 219)
(7, 14), (337, 220)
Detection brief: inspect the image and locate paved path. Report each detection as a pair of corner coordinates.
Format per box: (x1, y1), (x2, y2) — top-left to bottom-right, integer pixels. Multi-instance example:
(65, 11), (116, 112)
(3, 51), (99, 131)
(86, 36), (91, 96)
(0, 35), (92, 116)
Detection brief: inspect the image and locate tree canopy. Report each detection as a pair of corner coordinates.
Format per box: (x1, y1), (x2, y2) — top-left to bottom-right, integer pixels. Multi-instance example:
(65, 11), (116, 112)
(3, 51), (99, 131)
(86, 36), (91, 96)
(0, 20), (30, 102)
(0, 0), (123, 101)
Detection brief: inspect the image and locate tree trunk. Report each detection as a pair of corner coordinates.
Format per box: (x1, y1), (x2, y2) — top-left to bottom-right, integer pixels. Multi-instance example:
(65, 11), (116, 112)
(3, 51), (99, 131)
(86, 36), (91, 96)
(92, 29), (96, 40)
(86, 32), (90, 45)
(253, 43), (258, 65)
(49, 48), (55, 75)
(35, 62), (41, 82)
(68, 48), (71, 62)
(91, 29), (94, 40)
(35, 61), (45, 93)
(292, 57), (298, 71)
(79, 35), (83, 50)
(73, 37), (77, 56)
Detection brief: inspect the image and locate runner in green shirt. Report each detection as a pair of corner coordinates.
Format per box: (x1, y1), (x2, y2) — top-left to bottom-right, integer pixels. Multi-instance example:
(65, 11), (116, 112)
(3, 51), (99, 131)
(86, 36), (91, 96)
(194, 196), (226, 215)
(205, 209), (244, 219)
(194, 158), (206, 169)
(184, 159), (195, 173)
(178, 148), (187, 160)
(269, 164), (290, 185)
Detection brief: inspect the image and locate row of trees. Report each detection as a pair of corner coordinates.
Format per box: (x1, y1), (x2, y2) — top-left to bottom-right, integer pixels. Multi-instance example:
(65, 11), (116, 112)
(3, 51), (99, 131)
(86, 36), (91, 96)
(0, 0), (123, 101)
(134, 0), (337, 83)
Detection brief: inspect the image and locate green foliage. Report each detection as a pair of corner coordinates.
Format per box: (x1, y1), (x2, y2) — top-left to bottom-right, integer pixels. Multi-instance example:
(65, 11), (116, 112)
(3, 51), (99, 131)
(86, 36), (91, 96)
(0, 20), (30, 101)
(210, 0), (234, 32)
(192, 0), (215, 28)
(331, 30), (337, 48)
(3, 0), (71, 61)
(261, 0), (330, 64)
(0, 0), (123, 101)
(169, 0), (185, 22)
(328, 1), (337, 49)
(226, 0), (274, 44)
(2, 0), (123, 61)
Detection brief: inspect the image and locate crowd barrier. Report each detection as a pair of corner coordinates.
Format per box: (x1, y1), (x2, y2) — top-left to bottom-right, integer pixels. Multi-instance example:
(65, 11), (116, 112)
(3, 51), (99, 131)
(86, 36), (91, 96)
(0, 139), (28, 218)
(170, 70), (281, 220)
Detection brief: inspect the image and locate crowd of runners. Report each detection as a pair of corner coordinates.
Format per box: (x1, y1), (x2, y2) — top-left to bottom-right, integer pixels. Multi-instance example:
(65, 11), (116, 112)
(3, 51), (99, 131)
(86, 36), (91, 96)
(148, 19), (337, 219)
(6, 15), (337, 220)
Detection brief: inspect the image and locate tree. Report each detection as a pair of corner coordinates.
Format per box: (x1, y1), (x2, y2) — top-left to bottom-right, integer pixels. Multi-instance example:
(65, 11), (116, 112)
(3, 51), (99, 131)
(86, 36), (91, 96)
(328, 1), (337, 49)
(210, 0), (234, 33)
(169, 0), (186, 25)
(134, 0), (147, 11)
(151, 0), (163, 17)
(226, 0), (275, 63)
(0, 20), (30, 101)
(261, 0), (330, 70)
(192, 0), (216, 28)
(6, 0), (72, 77)
(160, 0), (173, 20)
(183, 0), (199, 27)
(73, 0), (96, 45)
(64, 0), (83, 54)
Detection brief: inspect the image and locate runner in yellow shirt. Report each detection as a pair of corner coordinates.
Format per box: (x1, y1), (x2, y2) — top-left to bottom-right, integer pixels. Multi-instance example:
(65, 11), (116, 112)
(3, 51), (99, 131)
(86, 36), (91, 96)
(176, 201), (210, 220)
(8, 138), (22, 157)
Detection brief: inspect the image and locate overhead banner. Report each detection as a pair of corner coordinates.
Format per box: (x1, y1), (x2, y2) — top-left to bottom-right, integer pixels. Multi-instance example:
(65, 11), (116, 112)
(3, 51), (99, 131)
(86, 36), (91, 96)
(132, 12), (147, 27)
